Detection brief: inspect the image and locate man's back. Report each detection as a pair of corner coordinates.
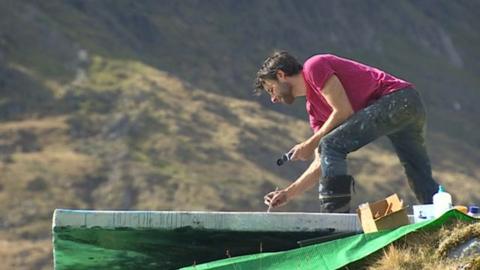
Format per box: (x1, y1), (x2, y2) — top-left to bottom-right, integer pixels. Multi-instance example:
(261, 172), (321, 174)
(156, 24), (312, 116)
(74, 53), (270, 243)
(303, 54), (413, 131)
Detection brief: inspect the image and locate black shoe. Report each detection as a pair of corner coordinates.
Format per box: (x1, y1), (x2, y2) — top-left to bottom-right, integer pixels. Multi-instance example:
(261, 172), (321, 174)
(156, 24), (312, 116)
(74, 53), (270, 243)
(318, 175), (354, 213)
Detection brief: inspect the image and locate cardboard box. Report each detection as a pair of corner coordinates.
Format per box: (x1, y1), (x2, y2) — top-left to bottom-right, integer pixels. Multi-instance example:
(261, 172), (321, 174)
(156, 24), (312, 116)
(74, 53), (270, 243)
(357, 194), (410, 233)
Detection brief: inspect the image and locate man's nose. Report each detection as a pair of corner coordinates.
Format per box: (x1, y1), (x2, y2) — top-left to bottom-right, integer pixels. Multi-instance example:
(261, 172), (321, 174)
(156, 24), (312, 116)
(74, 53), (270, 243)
(271, 96), (279, 103)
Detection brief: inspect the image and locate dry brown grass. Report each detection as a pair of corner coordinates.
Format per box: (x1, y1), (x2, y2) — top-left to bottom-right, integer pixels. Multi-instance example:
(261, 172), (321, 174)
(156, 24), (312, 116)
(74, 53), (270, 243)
(0, 238), (52, 270)
(360, 221), (480, 270)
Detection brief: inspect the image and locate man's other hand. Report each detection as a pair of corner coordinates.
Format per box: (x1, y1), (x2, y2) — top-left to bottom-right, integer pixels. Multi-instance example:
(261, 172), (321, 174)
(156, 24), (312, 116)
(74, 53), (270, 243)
(289, 140), (316, 161)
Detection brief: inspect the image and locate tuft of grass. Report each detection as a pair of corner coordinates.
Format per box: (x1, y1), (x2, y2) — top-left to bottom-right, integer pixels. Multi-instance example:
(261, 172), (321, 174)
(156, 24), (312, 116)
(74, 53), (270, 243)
(356, 221), (480, 270)
(436, 222), (480, 259)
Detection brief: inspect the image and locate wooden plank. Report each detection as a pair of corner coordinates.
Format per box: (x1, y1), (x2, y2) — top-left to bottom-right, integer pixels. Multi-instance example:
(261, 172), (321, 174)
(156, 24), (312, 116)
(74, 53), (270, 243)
(53, 209), (364, 232)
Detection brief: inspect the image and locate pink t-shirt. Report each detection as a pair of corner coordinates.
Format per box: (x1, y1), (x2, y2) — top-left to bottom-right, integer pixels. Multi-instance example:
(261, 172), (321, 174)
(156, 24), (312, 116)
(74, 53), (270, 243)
(303, 54), (414, 132)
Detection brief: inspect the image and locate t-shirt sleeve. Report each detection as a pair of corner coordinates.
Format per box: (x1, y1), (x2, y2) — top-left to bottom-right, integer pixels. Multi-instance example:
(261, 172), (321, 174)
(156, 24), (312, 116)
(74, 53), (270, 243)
(307, 56), (336, 92)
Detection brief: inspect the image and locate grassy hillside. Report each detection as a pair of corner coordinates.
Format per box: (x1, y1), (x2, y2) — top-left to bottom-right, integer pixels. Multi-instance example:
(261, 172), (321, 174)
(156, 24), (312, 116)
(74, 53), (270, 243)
(0, 1), (479, 269)
(1, 54), (479, 270)
(0, 56), (314, 269)
(1, 0), (479, 144)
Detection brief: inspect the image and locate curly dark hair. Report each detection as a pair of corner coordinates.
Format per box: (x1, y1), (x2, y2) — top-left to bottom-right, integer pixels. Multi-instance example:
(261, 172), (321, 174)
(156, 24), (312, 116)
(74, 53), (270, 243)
(253, 51), (303, 95)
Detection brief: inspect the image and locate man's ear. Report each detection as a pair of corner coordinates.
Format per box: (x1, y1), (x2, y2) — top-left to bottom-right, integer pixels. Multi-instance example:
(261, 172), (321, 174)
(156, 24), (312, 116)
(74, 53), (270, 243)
(276, 70), (286, 80)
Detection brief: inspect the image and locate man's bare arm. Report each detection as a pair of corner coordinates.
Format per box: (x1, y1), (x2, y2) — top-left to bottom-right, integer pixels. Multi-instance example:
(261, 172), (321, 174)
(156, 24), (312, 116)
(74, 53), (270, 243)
(284, 151), (321, 199)
(284, 75), (354, 199)
(266, 75), (355, 207)
(308, 75), (354, 146)
(290, 74), (354, 162)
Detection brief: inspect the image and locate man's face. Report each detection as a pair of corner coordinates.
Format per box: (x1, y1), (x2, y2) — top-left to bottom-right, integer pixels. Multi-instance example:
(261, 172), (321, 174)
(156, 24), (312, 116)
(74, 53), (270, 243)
(262, 79), (295, 104)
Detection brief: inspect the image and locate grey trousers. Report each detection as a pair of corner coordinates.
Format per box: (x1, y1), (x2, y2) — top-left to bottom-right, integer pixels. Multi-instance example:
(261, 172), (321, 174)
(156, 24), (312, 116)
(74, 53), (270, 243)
(318, 88), (439, 204)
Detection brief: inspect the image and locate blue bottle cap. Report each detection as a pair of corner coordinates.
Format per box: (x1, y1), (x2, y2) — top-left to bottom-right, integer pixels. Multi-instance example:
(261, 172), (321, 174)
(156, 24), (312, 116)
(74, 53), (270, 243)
(468, 206), (479, 214)
(438, 185), (445, 192)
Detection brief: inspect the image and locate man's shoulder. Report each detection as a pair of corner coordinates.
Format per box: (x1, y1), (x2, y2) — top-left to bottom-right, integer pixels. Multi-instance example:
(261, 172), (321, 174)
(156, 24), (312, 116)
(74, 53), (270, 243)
(303, 54), (338, 69)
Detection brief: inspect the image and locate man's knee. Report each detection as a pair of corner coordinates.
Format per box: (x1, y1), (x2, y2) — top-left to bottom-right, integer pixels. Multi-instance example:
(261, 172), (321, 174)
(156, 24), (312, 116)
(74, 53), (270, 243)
(319, 134), (338, 154)
(319, 130), (353, 155)
(319, 133), (350, 177)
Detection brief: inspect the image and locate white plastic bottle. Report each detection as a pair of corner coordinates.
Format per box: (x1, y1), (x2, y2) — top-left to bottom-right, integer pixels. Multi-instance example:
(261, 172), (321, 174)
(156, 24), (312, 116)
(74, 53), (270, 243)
(433, 185), (453, 218)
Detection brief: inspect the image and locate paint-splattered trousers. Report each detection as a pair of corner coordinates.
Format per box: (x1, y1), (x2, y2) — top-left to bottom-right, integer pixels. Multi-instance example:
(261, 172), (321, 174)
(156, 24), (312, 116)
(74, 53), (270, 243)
(318, 88), (439, 207)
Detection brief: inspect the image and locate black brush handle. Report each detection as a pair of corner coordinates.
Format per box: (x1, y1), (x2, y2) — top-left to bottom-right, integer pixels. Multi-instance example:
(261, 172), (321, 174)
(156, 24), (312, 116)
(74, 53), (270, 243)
(276, 151), (293, 166)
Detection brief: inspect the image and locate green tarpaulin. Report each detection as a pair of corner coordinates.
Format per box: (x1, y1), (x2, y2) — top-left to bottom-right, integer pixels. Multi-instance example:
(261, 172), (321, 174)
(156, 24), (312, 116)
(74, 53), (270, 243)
(181, 210), (477, 270)
(53, 226), (328, 269)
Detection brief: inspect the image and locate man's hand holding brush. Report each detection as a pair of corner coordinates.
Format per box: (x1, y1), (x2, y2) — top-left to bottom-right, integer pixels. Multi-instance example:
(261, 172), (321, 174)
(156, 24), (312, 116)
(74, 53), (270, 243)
(264, 187), (291, 211)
